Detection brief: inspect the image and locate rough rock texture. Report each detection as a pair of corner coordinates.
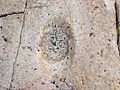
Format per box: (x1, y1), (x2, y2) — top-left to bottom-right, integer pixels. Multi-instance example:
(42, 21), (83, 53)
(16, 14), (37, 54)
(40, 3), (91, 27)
(0, 0), (120, 90)
(0, 0), (26, 16)
(116, 0), (120, 56)
(0, 14), (24, 89)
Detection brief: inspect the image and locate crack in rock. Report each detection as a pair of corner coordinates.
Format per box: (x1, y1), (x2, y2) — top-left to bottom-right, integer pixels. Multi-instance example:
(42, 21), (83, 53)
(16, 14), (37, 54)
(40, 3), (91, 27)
(8, 0), (27, 90)
(0, 12), (24, 18)
(115, 1), (120, 56)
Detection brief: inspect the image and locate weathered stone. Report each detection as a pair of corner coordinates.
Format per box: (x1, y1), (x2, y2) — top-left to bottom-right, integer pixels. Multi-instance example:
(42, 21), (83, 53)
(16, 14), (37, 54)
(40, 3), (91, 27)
(0, 14), (24, 89)
(0, 0), (26, 16)
(42, 18), (69, 61)
(0, 0), (120, 90)
(116, 0), (120, 56)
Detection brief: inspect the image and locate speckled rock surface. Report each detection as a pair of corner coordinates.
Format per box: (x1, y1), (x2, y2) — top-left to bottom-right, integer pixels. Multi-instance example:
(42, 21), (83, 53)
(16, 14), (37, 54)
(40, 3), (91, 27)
(0, 14), (24, 89)
(0, 0), (120, 90)
(0, 0), (26, 16)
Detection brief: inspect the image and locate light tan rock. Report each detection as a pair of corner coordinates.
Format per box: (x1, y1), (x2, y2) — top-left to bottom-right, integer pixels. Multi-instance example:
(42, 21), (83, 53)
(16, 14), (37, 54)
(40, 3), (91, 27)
(0, 0), (120, 90)
(0, 14), (24, 89)
(0, 0), (26, 16)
